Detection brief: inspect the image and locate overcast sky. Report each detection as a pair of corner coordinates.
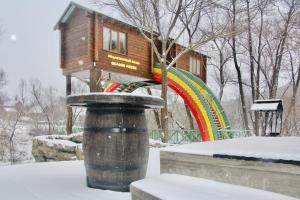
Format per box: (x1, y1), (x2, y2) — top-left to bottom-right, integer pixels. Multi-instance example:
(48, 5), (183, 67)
(0, 0), (93, 98)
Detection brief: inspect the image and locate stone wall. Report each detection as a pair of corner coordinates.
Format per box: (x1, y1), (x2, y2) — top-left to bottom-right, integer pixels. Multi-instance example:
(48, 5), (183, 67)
(32, 133), (169, 162)
(32, 133), (83, 162)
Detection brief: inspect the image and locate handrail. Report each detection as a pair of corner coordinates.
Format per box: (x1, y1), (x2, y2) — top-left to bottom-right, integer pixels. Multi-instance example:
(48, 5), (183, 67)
(149, 129), (251, 144)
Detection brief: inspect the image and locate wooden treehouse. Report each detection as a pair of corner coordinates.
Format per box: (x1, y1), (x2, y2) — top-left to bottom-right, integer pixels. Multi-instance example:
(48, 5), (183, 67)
(55, 2), (231, 142)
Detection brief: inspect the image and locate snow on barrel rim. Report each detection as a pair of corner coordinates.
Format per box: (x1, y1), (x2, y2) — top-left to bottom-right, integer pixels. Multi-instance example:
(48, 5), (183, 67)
(66, 92), (164, 109)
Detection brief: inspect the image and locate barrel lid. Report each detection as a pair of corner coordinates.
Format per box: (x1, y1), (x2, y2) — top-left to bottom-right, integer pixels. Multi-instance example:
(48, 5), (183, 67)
(67, 93), (164, 109)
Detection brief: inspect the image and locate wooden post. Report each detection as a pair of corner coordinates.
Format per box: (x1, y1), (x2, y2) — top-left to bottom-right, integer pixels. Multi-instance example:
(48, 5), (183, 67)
(147, 88), (161, 129)
(184, 103), (194, 130)
(89, 68), (103, 92)
(66, 75), (73, 135)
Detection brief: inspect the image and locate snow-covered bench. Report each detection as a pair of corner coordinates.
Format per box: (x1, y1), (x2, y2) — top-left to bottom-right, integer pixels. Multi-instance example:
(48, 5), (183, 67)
(130, 174), (297, 200)
(160, 137), (300, 198)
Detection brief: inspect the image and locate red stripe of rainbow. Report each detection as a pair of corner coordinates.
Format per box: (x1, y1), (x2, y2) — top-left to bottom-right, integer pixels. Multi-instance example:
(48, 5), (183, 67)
(153, 73), (212, 141)
(104, 82), (122, 92)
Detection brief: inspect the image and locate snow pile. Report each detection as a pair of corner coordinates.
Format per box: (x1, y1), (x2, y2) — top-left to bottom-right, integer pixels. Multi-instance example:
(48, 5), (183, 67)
(149, 139), (174, 148)
(32, 133), (83, 162)
(32, 133), (169, 162)
(163, 136), (300, 161)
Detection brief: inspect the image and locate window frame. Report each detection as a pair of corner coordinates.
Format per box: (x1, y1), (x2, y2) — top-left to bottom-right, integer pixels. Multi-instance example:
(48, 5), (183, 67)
(103, 26), (127, 55)
(189, 57), (201, 76)
(119, 32), (127, 55)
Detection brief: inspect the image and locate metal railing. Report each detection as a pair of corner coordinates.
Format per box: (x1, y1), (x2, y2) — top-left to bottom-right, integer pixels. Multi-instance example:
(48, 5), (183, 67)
(149, 129), (202, 144)
(149, 129), (252, 144)
(58, 127), (251, 144)
(217, 129), (252, 139)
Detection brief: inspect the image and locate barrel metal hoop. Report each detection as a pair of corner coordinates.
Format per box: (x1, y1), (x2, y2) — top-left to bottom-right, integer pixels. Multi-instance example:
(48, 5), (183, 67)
(84, 127), (147, 134)
(86, 163), (144, 171)
(87, 177), (130, 192)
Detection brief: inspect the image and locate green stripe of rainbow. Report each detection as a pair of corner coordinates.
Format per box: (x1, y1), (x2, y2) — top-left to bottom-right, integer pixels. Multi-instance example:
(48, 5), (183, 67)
(153, 67), (217, 141)
(177, 68), (231, 130)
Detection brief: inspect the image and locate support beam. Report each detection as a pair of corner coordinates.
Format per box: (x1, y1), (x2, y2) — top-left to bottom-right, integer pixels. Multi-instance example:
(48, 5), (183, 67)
(147, 88), (161, 129)
(66, 75), (73, 135)
(89, 67), (103, 92)
(184, 103), (194, 130)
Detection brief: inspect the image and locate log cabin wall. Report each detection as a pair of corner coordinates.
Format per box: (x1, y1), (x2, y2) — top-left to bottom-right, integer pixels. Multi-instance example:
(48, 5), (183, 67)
(95, 16), (152, 79)
(58, 4), (207, 82)
(176, 45), (207, 82)
(61, 8), (93, 74)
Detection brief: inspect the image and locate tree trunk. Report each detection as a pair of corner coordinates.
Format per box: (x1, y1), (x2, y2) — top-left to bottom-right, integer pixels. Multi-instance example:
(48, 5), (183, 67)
(231, 0), (249, 130)
(161, 42), (169, 143)
(185, 103), (194, 129)
(147, 88), (162, 129)
(283, 64), (300, 133)
(90, 68), (103, 92)
(269, 2), (294, 99)
(66, 75), (73, 135)
(219, 52), (225, 101)
(246, 0), (258, 135)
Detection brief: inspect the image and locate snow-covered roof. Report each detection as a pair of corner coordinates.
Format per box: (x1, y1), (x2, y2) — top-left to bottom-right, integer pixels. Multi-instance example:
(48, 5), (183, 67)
(54, 1), (136, 31)
(251, 99), (283, 111)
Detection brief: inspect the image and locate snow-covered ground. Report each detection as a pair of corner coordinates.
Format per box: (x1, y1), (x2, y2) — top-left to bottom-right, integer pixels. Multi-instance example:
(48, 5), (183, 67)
(0, 142), (297, 200)
(162, 136), (300, 161)
(0, 123), (34, 164)
(0, 148), (160, 200)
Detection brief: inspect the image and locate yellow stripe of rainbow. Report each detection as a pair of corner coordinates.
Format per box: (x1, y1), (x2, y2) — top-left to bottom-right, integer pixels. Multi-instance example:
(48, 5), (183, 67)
(153, 68), (215, 141)
(188, 79), (226, 129)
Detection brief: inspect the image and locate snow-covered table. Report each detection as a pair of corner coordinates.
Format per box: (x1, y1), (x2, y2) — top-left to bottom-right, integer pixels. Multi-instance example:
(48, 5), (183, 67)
(160, 137), (300, 198)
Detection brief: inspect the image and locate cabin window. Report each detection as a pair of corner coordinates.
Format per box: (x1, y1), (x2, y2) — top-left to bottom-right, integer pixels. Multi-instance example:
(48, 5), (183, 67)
(103, 27), (127, 55)
(111, 30), (118, 51)
(189, 57), (201, 76)
(103, 27), (110, 50)
(119, 32), (126, 54)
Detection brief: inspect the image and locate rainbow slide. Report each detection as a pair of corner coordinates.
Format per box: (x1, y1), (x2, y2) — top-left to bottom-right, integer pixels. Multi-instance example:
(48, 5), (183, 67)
(104, 64), (231, 141)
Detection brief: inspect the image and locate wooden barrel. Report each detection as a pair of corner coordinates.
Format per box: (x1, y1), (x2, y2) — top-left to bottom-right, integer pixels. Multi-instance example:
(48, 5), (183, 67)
(67, 93), (164, 192)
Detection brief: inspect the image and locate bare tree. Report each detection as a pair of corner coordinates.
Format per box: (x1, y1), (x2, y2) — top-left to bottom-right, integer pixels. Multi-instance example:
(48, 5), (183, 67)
(146, 88), (161, 129)
(206, 10), (233, 100)
(242, 0), (271, 135)
(30, 79), (55, 134)
(0, 68), (7, 105)
(282, 31), (300, 134)
(0, 68), (6, 89)
(0, 80), (27, 164)
(71, 80), (89, 128)
(93, 0), (235, 142)
(228, 0), (250, 130)
(8, 101), (24, 164)
(260, 0), (299, 99)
